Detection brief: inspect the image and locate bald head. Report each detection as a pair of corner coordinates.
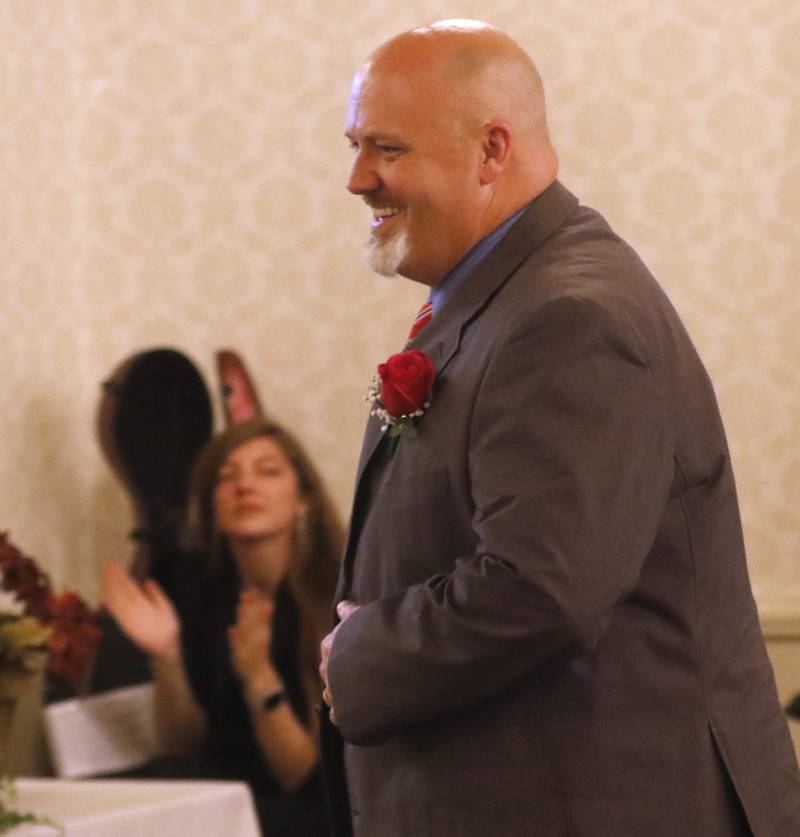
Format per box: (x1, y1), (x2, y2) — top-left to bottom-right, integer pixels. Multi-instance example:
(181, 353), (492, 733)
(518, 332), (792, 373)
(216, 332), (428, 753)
(345, 20), (558, 286)
(366, 20), (555, 163)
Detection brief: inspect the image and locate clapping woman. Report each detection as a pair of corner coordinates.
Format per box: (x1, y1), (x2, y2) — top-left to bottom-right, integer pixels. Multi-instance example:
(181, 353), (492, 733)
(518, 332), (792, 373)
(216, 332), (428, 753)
(103, 419), (342, 835)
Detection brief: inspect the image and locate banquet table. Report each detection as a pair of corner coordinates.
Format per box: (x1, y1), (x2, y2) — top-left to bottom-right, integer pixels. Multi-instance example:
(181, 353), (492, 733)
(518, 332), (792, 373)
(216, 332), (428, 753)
(7, 778), (261, 836)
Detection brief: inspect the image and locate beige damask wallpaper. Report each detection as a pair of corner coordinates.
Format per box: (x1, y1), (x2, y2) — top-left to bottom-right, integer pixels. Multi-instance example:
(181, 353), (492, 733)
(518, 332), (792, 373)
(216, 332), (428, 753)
(1, 1), (799, 619)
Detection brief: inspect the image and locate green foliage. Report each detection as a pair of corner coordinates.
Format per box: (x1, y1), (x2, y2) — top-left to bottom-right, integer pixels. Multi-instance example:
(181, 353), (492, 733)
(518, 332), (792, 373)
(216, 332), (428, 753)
(0, 777), (60, 834)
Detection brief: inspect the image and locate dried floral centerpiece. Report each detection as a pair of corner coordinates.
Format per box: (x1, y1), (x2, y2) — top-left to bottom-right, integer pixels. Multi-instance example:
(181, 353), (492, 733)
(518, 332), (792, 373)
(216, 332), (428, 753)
(0, 531), (101, 693)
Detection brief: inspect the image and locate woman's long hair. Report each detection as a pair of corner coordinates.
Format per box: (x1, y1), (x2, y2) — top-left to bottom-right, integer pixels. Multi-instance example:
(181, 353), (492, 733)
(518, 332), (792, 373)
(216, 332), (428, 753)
(185, 419), (344, 715)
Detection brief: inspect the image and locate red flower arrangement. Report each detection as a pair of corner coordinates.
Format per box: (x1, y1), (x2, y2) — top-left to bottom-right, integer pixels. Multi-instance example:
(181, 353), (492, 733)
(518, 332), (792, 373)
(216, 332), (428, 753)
(0, 531), (101, 689)
(367, 350), (436, 447)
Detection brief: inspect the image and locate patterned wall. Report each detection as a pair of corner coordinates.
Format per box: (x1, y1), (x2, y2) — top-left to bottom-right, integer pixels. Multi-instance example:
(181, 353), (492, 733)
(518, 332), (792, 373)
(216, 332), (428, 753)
(1, 1), (798, 617)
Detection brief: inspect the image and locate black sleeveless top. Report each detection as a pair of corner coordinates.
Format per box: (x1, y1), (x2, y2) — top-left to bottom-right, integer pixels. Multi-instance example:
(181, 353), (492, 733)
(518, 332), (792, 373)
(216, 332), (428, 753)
(177, 555), (328, 836)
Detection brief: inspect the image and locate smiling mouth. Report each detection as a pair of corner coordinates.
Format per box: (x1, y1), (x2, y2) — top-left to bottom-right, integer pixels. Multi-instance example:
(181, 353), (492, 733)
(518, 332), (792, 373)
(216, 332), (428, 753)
(370, 206), (404, 228)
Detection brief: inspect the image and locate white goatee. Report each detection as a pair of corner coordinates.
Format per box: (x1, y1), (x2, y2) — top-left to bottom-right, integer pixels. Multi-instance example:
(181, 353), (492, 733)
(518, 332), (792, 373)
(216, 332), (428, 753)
(362, 228), (410, 277)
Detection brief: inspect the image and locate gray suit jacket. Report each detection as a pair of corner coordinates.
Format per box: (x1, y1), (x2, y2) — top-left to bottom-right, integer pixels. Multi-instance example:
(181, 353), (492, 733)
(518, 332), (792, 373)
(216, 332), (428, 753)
(322, 181), (800, 836)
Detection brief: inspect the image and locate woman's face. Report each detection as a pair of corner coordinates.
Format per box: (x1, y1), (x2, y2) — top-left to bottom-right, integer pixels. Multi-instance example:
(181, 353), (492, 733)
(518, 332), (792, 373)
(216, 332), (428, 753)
(213, 435), (306, 542)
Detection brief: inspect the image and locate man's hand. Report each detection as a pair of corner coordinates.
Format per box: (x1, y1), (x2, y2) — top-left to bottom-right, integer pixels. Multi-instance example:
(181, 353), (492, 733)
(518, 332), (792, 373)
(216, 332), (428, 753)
(320, 600), (360, 726)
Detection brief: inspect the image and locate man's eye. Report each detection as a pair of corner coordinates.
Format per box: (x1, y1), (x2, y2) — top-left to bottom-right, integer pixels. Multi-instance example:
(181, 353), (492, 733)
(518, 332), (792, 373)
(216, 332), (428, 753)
(378, 145), (401, 154)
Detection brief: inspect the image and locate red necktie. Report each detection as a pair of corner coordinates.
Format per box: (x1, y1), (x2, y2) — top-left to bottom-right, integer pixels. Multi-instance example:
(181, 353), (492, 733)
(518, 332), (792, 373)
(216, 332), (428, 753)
(407, 300), (433, 340)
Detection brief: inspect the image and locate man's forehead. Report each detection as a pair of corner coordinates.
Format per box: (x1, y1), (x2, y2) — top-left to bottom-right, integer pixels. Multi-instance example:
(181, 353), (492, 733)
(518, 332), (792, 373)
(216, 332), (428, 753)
(350, 60), (416, 100)
(346, 65), (419, 130)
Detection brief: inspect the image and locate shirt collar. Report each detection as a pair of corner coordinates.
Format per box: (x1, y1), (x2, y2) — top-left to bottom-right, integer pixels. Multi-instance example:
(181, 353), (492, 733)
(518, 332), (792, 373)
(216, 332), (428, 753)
(428, 202), (531, 315)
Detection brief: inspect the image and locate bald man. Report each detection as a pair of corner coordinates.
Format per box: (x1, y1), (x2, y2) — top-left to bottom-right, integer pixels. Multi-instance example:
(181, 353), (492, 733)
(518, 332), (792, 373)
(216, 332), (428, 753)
(319, 20), (800, 837)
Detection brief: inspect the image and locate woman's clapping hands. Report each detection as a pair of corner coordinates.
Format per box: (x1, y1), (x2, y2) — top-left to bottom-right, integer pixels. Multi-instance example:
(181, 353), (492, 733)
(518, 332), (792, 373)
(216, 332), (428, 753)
(228, 589), (281, 692)
(102, 564), (181, 660)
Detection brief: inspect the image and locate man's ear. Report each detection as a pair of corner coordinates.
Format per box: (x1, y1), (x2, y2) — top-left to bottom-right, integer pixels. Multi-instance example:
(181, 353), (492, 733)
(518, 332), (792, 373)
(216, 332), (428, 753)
(479, 122), (512, 185)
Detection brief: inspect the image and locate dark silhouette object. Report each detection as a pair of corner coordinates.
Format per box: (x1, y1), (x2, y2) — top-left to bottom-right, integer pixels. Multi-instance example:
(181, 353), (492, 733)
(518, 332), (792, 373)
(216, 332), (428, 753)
(83, 348), (214, 698)
(97, 348), (214, 583)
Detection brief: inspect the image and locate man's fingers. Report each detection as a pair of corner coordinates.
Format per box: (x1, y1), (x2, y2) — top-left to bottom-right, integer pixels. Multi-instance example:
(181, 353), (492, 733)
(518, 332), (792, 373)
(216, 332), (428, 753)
(319, 603), (359, 727)
(322, 685), (338, 726)
(336, 599), (360, 621)
(319, 633), (332, 684)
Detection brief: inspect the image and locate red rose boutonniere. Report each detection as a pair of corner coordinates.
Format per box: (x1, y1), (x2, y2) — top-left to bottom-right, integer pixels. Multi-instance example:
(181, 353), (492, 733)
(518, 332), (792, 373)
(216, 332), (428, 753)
(366, 350), (436, 445)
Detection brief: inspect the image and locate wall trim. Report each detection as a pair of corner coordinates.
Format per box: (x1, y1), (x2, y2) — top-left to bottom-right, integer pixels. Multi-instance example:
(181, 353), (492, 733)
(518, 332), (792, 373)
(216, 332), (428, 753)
(760, 611), (800, 640)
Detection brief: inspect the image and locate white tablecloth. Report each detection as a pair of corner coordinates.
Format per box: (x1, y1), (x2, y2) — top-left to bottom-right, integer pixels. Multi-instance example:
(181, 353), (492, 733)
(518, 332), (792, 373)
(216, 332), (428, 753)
(9, 778), (261, 837)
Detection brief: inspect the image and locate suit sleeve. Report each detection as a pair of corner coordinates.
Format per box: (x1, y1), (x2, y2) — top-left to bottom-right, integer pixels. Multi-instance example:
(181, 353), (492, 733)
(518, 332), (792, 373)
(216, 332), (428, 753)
(328, 295), (675, 745)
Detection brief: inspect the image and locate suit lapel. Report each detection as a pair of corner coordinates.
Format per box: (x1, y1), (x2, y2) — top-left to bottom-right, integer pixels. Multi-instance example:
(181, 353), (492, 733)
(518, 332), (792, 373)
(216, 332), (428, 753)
(337, 181), (579, 599)
(407, 180), (578, 374)
(353, 405), (384, 487)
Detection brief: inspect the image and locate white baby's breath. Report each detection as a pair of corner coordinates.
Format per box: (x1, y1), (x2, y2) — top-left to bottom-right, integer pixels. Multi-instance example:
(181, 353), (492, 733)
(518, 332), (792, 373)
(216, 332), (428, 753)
(365, 372), (432, 442)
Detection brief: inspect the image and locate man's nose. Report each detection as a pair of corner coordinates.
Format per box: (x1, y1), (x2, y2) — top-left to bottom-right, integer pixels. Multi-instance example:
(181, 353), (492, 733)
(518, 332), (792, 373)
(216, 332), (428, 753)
(347, 152), (381, 195)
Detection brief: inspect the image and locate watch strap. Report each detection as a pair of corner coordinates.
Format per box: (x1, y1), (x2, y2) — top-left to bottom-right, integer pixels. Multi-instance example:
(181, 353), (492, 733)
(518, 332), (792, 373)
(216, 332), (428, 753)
(256, 688), (288, 712)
